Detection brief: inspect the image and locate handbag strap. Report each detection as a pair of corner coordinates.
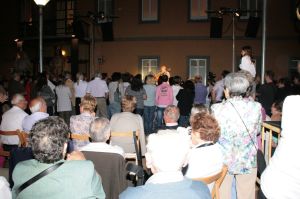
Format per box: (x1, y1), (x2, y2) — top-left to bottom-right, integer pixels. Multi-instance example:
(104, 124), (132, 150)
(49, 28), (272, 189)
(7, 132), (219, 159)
(16, 162), (64, 196)
(228, 101), (258, 150)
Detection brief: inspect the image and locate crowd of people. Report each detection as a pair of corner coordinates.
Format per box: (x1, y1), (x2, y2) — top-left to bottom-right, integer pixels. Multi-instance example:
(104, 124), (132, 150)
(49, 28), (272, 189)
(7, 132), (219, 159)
(0, 46), (299, 199)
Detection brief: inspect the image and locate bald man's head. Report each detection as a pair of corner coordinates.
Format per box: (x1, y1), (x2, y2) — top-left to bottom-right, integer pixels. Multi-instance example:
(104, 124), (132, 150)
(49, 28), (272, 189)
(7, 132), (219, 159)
(29, 97), (47, 113)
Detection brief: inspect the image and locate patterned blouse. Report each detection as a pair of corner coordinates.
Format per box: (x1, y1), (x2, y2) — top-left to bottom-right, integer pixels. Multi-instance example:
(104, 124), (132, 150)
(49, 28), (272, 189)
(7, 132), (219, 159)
(70, 112), (95, 150)
(211, 97), (262, 175)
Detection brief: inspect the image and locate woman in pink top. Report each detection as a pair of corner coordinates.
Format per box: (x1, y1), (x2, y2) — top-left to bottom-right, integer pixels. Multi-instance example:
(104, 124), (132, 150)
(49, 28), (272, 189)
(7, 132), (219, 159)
(155, 75), (173, 129)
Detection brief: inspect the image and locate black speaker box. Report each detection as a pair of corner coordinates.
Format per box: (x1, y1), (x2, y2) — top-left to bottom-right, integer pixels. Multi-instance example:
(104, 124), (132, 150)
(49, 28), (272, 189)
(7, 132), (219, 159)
(210, 17), (223, 38)
(245, 17), (260, 38)
(101, 22), (114, 41)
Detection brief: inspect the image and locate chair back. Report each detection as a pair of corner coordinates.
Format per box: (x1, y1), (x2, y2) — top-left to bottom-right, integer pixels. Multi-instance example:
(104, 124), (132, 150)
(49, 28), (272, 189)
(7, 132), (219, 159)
(0, 130), (28, 157)
(110, 131), (142, 166)
(193, 165), (228, 199)
(69, 133), (90, 141)
(82, 151), (128, 199)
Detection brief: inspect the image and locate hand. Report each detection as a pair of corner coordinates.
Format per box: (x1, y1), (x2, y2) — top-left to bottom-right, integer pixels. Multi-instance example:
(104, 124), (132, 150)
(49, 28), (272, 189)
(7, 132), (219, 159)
(67, 151), (86, 161)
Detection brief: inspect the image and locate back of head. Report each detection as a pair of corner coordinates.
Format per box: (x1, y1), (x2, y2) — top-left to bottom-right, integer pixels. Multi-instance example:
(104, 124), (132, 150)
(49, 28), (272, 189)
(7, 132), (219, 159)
(164, 105), (180, 123)
(122, 95), (137, 112)
(242, 45), (252, 56)
(146, 130), (190, 172)
(29, 116), (69, 163)
(160, 75), (168, 83)
(30, 97), (47, 113)
(94, 72), (102, 79)
(89, 117), (111, 142)
(11, 94), (25, 106)
(190, 104), (209, 117)
(265, 70), (275, 81)
(221, 70), (230, 79)
(130, 77), (143, 91)
(111, 72), (121, 82)
(80, 95), (97, 113)
(224, 72), (250, 97)
(190, 112), (220, 143)
(183, 80), (195, 91)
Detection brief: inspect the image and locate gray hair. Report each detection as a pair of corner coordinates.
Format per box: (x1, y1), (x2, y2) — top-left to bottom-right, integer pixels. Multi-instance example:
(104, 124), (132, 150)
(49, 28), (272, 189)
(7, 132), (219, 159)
(94, 72), (102, 78)
(164, 105), (180, 122)
(224, 72), (250, 96)
(29, 117), (69, 163)
(147, 130), (190, 172)
(89, 117), (111, 142)
(11, 94), (25, 105)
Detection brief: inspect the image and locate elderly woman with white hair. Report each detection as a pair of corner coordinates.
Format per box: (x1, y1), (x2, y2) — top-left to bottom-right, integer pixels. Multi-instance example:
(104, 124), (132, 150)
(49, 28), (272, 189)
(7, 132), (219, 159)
(261, 95), (300, 198)
(211, 72), (262, 199)
(120, 130), (211, 199)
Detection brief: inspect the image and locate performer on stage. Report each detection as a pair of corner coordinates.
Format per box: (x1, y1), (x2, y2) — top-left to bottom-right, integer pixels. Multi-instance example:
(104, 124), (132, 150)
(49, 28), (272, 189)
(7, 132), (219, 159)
(155, 65), (171, 80)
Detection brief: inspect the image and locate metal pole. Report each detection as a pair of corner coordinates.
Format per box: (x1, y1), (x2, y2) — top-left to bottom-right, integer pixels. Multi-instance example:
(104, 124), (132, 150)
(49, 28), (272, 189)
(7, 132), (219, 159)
(39, 6), (43, 73)
(232, 14), (235, 72)
(261, 0), (267, 84)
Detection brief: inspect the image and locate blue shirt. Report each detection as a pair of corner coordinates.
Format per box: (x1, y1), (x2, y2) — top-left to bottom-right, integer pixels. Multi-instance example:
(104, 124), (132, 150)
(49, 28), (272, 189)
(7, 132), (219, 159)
(194, 83), (208, 105)
(143, 84), (156, 106)
(120, 178), (211, 199)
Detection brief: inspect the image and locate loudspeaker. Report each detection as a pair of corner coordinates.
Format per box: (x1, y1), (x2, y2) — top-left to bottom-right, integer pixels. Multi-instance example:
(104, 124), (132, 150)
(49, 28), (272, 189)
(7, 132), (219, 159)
(73, 20), (85, 39)
(101, 22), (114, 41)
(245, 17), (260, 38)
(210, 17), (223, 38)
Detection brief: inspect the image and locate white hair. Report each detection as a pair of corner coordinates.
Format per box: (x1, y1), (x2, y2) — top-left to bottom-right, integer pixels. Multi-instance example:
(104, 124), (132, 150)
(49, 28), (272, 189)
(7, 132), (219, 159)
(30, 102), (41, 113)
(89, 117), (111, 142)
(146, 130), (190, 172)
(224, 72), (250, 95)
(11, 94), (25, 105)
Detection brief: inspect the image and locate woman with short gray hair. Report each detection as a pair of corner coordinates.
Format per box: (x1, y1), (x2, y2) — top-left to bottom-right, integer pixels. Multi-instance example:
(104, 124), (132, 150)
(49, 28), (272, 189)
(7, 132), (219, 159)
(12, 117), (105, 199)
(211, 72), (262, 199)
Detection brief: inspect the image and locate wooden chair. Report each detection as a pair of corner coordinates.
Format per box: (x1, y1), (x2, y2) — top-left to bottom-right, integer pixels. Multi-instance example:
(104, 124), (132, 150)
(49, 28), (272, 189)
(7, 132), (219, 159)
(110, 131), (142, 166)
(261, 122), (281, 164)
(193, 165), (228, 199)
(0, 130), (28, 157)
(69, 133), (90, 141)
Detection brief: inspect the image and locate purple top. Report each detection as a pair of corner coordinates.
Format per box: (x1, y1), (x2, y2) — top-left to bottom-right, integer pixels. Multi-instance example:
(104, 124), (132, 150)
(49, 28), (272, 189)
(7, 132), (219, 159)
(194, 83), (208, 105)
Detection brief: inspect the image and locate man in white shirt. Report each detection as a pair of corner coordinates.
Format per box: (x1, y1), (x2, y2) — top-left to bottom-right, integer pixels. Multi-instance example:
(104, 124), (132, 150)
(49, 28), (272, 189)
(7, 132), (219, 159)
(22, 97), (49, 133)
(211, 70), (230, 103)
(74, 73), (88, 114)
(0, 94), (28, 150)
(161, 105), (180, 130)
(86, 73), (109, 118)
(80, 117), (124, 156)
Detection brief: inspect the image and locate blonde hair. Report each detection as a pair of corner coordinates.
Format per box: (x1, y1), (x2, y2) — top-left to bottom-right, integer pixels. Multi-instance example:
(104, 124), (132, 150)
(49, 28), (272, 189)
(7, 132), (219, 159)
(122, 95), (137, 112)
(80, 95), (97, 113)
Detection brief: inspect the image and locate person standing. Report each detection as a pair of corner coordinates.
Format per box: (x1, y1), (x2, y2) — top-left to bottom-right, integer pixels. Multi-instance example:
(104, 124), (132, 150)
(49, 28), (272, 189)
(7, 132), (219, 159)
(155, 75), (173, 129)
(108, 72), (123, 118)
(143, 74), (156, 135)
(211, 70), (230, 104)
(74, 73), (88, 115)
(86, 73), (109, 118)
(55, 78), (72, 125)
(194, 75), (208, 105)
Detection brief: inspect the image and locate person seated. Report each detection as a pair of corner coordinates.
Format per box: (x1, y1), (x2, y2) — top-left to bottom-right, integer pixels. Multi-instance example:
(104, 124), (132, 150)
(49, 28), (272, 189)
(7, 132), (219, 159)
(70, 95), (97, 150)
(160, 105), (180, 130)
(185, 112), (224, 191)
(261, 95), (300, 198)
(12, 117), (105, 199)
(120, 130), (211, 199)
(0, 176), (11, 199)
(80, 117), (124, 156)
(110, 95), (146, 156)
(0, 94), (28, 151)
(270, 100), (283, 121)
(22, 97), (49, 133)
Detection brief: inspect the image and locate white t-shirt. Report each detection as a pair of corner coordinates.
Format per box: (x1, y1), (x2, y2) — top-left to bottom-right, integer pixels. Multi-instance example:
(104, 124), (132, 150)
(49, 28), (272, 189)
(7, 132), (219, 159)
(74, 80), (88, 98)
(239, 55), (256, 78)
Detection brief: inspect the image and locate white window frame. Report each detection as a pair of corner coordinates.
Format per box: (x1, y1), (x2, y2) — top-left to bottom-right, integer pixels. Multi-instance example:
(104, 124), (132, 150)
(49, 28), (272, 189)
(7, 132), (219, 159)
(139, 57), (159, 80)
(189, 0), (208, 21)
(188, 56), (209, 85)
(141, 0), (159, 22)
(240, 0), (259, 19)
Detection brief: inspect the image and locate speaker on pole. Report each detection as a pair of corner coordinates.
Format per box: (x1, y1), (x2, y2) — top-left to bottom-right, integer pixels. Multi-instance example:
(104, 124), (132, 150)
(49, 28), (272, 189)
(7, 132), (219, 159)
(210, 17), (223, 38)
(245, 17), (260, 38)
(101, 22), (114, 41)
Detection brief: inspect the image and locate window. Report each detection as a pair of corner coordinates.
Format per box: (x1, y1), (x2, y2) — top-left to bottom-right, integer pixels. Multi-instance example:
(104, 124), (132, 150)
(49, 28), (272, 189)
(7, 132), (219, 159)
(141, 0), (159, 22)
(56, 0), (74, 35)
(139, 57), (159, 80)
(189, 0), (208, 21)
(188, 57), (209, 85)
(98, 0), (113, 23)
(289, 58), (300, 78)
(239, 0), (260, 19)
